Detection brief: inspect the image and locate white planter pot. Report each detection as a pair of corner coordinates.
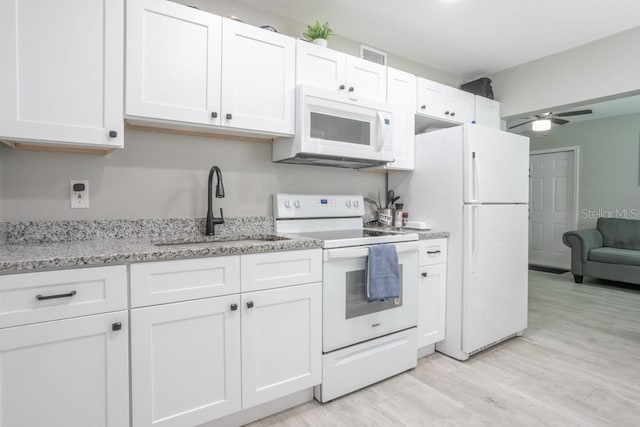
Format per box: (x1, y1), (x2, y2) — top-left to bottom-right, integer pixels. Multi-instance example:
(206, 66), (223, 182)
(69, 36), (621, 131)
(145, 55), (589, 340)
(312, 38), (328, 48)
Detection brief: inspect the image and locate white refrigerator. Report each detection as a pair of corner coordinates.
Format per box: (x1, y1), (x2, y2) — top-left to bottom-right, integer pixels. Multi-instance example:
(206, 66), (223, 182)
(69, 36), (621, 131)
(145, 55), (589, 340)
(390, 123), (529, 360)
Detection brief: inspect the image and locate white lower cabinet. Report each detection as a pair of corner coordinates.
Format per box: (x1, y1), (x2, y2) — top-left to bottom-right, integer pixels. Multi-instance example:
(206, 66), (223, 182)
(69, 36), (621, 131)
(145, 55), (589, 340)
(131, 295), (241, 427)
(418, 264), (447, 347)
(241, 282), (322, 408)
(417, 239), (448, 349)
(130, 249), (322, 426)
(0, 311), (130, 427)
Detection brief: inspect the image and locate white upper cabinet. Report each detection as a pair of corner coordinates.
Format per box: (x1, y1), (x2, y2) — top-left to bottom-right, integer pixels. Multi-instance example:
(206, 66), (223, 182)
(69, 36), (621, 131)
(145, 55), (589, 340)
(384, 67), (416, 170)
(296, 41), (387, 102)
(221, 19), (295, 135)
(127, 2), (295, 136)
(417, 78), (474, 124)
(0, 0), (124, 150)
(126, 0), (222, 126)
(474, 96), (502, 129)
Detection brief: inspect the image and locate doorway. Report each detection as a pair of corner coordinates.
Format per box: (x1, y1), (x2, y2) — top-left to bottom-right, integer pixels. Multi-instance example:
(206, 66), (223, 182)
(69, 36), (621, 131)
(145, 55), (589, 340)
(529, 147), (579, 270)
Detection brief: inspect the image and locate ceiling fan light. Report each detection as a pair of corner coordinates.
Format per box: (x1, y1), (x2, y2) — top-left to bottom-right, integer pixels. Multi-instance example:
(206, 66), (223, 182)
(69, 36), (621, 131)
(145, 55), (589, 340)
(532, 119), (551, 131)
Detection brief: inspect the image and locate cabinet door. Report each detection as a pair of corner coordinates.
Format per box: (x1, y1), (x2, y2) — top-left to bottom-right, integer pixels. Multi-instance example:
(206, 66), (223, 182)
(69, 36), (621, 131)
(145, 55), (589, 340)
(241, 282), (322, 409)
(385, 68), (416, 170)
(131, 296), (241, 427)
(416, 78), (447, 119)
(345, 56), (387, 102)
(0, 0), (123, 148)
(474, 96), (501, 129)
(126, 0), (222, 126)
(296, 40), (346, 92)
(0, 311), (129, 427)
(418, 264), (447, 347)
(447, 87), (475, 123)
(221, 19), (295, 135)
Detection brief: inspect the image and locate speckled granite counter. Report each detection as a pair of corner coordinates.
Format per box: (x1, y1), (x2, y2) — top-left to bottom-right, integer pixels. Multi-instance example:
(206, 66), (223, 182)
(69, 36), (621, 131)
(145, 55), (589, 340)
(0, 217), (321, 274)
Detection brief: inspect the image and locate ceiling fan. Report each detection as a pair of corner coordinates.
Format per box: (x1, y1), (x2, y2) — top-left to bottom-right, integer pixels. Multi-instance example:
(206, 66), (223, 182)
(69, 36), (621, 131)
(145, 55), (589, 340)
(508, 109), (593, 131)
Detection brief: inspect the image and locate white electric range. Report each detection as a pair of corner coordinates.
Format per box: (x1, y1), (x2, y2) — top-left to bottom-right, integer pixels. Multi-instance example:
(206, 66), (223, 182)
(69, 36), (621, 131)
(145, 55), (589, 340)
(274, 193), (419, 402)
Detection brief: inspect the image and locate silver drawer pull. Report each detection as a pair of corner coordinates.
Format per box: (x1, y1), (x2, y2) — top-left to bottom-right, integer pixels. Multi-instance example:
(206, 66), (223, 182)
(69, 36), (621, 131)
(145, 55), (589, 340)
(427, 250), (441, 254)
(36, 290), (77, 301)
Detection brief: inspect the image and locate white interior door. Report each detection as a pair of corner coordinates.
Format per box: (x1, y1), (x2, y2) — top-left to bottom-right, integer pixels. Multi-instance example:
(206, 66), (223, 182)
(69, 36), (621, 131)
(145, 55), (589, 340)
(529, 150), (577, 269)
(462, 204), (528, 353)
(464, 125), (530, 203)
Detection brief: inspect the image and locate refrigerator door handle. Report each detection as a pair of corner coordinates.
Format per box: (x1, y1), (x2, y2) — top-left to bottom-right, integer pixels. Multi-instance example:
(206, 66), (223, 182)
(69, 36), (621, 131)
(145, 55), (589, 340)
(472, 151), (480, 202)
(472, 205), (480, 273)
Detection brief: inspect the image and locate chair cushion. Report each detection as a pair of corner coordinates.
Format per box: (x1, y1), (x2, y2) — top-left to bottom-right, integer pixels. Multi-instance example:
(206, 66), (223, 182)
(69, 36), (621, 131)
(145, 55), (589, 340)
(588, 247), (640, 267)
(597, 218), (640, 250)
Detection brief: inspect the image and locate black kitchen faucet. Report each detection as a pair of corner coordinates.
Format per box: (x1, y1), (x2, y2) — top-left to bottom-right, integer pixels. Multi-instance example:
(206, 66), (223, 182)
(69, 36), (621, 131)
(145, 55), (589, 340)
(205, 166), (225, 235)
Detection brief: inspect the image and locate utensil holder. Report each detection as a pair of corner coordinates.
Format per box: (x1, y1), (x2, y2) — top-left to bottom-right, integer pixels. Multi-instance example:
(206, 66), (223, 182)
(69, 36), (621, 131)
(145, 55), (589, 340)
(378, 209), (395, 226)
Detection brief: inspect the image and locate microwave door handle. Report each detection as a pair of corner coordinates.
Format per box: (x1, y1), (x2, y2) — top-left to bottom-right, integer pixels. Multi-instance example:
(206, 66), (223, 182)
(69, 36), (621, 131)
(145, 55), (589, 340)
(376, 112), (384, 151)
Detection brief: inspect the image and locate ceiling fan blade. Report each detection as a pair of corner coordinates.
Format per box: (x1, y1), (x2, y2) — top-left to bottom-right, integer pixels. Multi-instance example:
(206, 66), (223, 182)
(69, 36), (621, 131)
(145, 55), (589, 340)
(554, 109), (593, 117)
(508, 120), (535, 129)
(550, 118), (569, 125)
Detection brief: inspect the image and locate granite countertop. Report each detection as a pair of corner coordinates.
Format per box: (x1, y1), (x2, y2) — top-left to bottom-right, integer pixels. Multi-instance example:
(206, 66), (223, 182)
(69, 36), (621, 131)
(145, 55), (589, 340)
(0, 217), (323, 274)
(0, 233), (322, 274)
(0, 217), (448, 274)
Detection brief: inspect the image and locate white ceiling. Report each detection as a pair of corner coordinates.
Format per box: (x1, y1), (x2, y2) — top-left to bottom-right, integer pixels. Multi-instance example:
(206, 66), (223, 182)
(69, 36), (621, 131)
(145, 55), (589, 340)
(238, 0), (640, 80)
(507, 93), (640, 134)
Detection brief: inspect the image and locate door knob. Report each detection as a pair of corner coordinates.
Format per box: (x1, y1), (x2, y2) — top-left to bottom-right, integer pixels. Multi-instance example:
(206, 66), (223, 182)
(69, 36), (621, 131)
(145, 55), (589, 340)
(230, 303), (238, 311)
(112, 322), (122, 331)
(339, 84), (345, 90)
(226, 113), (233, 120)
(108, 130), (117, 138)
(348, 86), (355, 92)
(450, 112), (456, 117)
(246, 301), (254, 309)
(421, 272), (428, 277)
(211, 112), (218, 118)
(444, 111), (450, 115)
(420, 105), (426, 110)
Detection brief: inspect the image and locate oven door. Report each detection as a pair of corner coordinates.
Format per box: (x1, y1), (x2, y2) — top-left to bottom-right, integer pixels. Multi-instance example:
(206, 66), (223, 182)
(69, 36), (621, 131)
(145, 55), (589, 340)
(298, 85), (393, 162)
(322, 241), (418, 353)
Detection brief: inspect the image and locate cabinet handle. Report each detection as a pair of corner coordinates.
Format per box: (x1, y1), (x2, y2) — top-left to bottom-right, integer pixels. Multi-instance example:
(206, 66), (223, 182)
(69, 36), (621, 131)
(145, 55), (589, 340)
(348, 86), (355, 92)
(211, 112), (218, 118)
(108, 130), (117, 138)
(427, 250), (441, 254)
(112, 322), (122, 331)
(35, 290), (77, 301)
(444, 111), (450, 115)
(420, 105), (426, 110)
(230, 303), (238, 311)
(339, 84), (345, 90)
(226, 113), (233, 120)
(450, 112), (456, 117)
(246, 301), (254, 309)
(421, 272), (428, 278)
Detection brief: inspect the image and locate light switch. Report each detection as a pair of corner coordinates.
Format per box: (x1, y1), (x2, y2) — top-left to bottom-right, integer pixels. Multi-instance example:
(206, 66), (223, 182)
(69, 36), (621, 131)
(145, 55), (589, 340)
(70, 180), (89, 209)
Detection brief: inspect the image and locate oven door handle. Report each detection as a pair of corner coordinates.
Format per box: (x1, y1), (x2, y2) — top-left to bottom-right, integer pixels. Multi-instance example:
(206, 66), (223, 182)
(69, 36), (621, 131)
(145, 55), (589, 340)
(323, 242), (419, 261)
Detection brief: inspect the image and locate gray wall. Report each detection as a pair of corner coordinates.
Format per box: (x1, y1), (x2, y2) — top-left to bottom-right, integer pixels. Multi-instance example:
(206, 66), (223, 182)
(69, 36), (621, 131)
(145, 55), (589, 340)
(0, 129), (384, 221)
(490, 26), (640, 118)
(530, 113), (640, 229)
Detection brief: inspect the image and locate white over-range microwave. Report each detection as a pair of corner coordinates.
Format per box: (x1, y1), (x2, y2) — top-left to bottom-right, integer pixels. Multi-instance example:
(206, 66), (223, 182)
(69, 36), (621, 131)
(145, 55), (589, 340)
(272, 85), (394, 168)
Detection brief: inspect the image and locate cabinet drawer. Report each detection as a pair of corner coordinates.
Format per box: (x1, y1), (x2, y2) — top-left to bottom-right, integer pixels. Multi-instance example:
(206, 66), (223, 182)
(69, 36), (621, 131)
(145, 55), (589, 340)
(419, 238), (448, 266)
(241, 249), (322, 292)
(0, 266), (127, 329)
(130, 256), (241, 307)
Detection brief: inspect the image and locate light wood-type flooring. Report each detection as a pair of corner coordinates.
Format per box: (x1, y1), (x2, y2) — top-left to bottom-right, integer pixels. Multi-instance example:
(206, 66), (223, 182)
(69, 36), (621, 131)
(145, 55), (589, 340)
(247, 271), (640, 426)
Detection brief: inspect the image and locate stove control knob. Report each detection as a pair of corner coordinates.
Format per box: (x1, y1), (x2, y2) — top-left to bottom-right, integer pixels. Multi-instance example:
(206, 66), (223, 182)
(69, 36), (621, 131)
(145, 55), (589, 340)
(284, 200), (292, 208)
(345, 200), (352, 207)
(353, 200), (359, 207)
(294, 200), (301, 208)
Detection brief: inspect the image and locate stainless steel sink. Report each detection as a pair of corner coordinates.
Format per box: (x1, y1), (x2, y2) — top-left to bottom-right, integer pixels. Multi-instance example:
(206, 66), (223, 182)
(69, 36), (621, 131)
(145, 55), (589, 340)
(154, 234), (290, 246)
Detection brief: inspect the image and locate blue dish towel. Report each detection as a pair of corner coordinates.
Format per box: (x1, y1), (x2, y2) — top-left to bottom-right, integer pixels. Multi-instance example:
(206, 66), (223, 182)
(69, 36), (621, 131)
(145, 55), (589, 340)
(366, 244), (400, 301)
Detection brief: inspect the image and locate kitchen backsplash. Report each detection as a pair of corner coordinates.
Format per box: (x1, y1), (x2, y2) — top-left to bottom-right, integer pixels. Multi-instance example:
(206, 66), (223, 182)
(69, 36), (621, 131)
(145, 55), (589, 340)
(2, 216), (274, 244)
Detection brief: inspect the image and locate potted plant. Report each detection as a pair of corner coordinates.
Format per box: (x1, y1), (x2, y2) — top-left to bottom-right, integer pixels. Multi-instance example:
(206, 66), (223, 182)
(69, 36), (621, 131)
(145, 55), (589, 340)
(303, 21), (333, 47)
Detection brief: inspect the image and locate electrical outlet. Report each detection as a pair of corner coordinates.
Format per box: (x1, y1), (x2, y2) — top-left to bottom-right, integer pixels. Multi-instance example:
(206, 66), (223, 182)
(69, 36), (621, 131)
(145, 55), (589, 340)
(70, 180), (89, 209)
